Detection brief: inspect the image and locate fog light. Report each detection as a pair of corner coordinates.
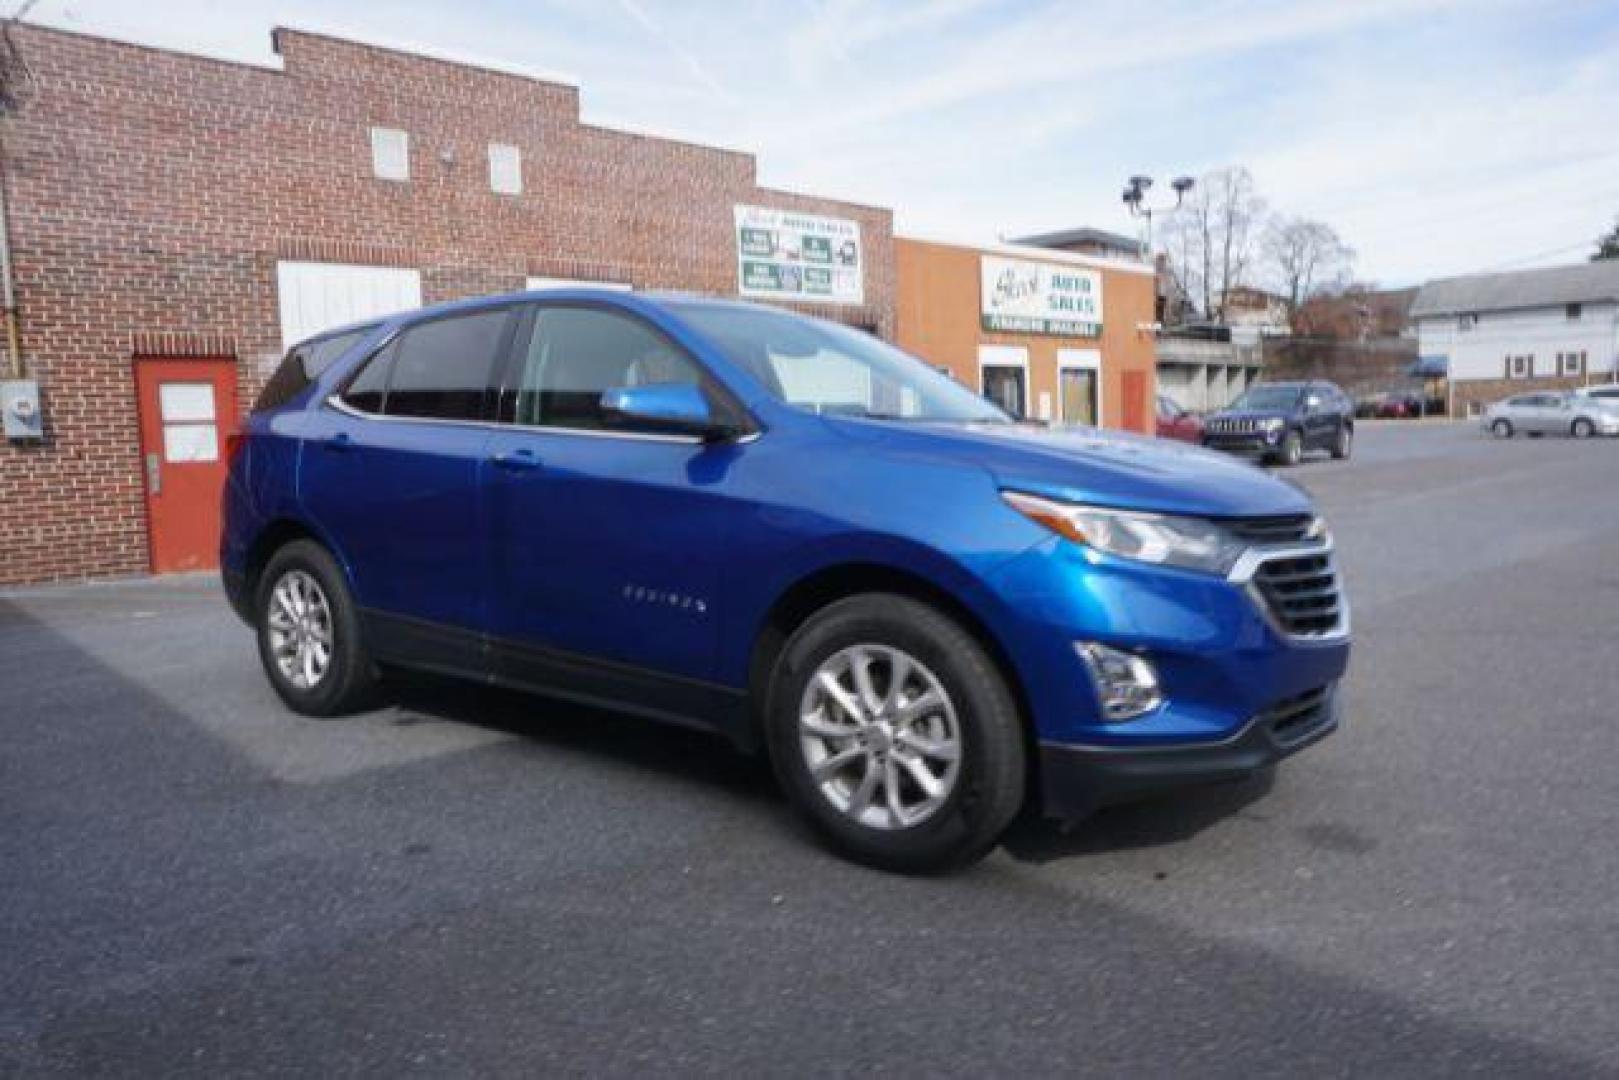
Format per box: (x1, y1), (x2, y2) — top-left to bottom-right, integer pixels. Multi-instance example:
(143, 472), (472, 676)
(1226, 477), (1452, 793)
(1076, 642), (1163, 721)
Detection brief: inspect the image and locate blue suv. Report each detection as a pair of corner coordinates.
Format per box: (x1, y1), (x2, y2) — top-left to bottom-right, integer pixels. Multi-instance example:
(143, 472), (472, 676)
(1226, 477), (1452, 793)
(224, 291), (1350, 872)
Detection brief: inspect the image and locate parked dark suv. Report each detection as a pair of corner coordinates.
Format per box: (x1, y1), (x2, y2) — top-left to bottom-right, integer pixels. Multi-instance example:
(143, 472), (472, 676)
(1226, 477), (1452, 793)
(1203, 381), (1354, 466)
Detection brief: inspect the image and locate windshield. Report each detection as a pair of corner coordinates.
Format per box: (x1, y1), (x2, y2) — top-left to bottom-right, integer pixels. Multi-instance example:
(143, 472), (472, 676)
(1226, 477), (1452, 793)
(1231, 385), (1303, 411)
(672, 303), (1010, 423)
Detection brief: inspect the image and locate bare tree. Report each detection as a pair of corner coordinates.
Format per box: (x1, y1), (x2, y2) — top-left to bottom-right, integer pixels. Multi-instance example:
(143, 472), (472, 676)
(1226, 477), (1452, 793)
(1159, 166), (1266, 322)
(1264, 215), (1355, 319)
(1594, 215), (1619, 261)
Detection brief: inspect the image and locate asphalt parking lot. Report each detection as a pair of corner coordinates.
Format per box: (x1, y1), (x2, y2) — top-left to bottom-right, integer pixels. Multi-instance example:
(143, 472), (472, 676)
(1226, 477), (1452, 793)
(4, 421), (1618, 1077)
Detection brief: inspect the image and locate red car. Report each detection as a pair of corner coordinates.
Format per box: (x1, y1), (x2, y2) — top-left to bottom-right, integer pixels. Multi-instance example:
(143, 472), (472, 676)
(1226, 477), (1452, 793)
(1156, 395), (1205, 443)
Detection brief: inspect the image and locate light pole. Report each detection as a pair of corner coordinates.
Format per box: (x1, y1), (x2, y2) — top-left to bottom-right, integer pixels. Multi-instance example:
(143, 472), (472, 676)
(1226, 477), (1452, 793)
(1122, 174), (1195, 261)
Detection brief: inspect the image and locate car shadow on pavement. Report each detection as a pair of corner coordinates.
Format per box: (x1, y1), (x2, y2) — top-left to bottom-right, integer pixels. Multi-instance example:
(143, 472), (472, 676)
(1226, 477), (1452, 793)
(1001, 769), (1276, 864)
(387, 669), (1276, 867)
(384, 671), (781, 805)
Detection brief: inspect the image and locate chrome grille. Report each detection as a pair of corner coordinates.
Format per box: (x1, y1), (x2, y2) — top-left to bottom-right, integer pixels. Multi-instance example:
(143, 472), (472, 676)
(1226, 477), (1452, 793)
(1252, 551), (1342, 637)
(1212, 418), (1263, 434)
(1226, 514), (1318, 545)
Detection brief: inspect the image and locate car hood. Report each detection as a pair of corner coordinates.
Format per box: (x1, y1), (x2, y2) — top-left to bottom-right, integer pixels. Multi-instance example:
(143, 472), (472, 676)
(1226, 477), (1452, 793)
(826, 418), (1314, 518)
(1206, 409), (1290, 422)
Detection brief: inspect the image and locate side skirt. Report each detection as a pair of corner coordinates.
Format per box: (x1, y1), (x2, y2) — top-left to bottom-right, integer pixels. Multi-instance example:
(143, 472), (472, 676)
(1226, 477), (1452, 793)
(361, 609), (754, 750)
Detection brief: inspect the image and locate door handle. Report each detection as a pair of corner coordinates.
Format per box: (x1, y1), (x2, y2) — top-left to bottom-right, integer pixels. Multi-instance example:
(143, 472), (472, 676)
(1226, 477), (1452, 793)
(491, 448), (541, 472)
(323, 432), (354, 453)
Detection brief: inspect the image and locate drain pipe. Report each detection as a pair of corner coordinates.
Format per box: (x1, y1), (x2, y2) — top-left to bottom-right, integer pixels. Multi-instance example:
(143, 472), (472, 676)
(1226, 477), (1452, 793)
(0, 172), (19, 378)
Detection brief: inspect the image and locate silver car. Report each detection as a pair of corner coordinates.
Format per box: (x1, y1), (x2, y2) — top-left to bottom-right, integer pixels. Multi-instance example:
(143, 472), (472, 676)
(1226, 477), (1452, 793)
(1483, 391), (1619, 438)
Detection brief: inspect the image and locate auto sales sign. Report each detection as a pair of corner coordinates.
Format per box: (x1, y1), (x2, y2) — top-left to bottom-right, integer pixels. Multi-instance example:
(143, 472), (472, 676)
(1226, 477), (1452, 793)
(979, 255), (1103, 336)
(735, 205), (863, 305)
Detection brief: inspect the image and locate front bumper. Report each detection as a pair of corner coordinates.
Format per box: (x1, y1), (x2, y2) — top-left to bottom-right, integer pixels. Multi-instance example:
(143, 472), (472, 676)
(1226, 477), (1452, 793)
(985, 530), (1350, 818)
(1203, 429), (1284, 456)
(1039, 682), (1340, 819)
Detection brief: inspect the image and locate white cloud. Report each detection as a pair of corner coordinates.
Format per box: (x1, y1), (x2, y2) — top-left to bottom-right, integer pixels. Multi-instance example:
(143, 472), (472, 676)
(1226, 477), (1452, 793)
(22, 0), (1619, 282)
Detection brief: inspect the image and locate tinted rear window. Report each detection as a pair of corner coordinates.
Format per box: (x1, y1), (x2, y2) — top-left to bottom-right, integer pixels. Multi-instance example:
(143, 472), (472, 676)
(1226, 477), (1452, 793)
(385, 309), (511, 420)
(337, 308), (514, 421)
(253, 328), (373, 413)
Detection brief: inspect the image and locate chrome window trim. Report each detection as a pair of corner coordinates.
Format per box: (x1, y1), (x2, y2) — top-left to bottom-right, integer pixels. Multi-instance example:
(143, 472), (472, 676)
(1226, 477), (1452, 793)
(323, 394), (756, 446)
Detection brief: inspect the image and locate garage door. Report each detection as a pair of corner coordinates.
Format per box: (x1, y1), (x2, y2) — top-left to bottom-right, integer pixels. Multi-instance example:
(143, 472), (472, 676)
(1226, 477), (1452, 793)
(276, 261), (422, 349)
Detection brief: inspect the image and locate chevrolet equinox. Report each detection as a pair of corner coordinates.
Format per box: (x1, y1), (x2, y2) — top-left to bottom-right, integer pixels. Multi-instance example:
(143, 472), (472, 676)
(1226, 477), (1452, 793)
(224, 291), (1350, 872)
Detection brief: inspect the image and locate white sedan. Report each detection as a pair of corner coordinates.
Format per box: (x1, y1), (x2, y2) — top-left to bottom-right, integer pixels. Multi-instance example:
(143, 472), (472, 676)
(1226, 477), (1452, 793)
(1483, 392), (1619, 438)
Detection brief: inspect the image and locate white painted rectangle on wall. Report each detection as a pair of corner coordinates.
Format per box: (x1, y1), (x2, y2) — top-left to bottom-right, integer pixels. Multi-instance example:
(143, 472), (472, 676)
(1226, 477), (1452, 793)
(488, 143), (522, 195)
(525, 277), (632, 292)
(276, 261), (423, 350)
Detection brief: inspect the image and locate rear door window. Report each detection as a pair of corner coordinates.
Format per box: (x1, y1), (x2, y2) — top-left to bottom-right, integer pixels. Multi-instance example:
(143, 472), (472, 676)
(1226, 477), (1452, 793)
(384, 309), (513, 420)
(338, 308), (514, 420)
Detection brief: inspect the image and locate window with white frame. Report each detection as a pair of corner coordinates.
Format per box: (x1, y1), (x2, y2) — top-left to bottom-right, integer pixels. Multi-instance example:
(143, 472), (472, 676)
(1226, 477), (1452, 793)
(1507, 354), (1530, 378)
(1560, 351), (1586, 376)
(370, 127), (410, 181)
(489, 143), (522, 195)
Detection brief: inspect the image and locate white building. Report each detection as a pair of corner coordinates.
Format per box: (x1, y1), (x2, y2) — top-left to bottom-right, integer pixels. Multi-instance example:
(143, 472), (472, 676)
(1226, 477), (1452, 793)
(1411, 261), (1619, 416)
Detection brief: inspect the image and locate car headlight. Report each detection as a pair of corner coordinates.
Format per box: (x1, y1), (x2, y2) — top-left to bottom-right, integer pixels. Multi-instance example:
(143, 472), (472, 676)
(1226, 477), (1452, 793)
(1264, 417), (1285, 432)
(1003, 492), (1248, 575)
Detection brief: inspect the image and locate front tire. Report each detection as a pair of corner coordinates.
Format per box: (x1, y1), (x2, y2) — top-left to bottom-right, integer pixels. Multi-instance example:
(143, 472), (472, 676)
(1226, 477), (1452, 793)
(764, 594), (1026, 874)
(1491, 419), (1513, 439)
(256, 540), (380, 716)
(1572, 418), (1595, 439)
(1275, 429), (1304, 467)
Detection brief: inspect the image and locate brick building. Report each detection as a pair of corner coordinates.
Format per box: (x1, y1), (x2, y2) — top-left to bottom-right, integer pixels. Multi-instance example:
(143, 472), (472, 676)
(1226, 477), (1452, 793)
(895, 237), (1157, 432)
(0, 24), (894, 585)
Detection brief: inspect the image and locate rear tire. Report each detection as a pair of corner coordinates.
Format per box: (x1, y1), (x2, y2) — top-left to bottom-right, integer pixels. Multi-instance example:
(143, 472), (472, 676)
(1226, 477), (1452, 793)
(764, 594), (1026, 874)
(1572, 418), (1594, 439)
(1491, 419), (1513, 439)
(256, 540), (380, 716)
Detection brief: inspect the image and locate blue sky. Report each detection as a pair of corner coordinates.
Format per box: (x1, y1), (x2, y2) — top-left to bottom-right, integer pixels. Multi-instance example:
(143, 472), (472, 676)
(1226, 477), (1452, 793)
(27, 0), (1619, 285)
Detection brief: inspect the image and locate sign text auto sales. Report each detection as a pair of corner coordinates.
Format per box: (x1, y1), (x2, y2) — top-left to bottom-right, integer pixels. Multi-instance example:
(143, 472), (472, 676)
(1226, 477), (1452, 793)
(979, 255), (1103, 336)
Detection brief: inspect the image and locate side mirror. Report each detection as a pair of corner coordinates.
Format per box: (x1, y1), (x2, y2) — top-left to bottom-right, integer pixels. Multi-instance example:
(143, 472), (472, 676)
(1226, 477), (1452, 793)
(600, 383), (736, 441)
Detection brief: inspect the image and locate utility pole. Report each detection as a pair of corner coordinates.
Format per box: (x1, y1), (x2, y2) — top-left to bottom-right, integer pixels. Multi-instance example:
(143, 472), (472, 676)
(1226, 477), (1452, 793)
(1122, 174), (1195, 262)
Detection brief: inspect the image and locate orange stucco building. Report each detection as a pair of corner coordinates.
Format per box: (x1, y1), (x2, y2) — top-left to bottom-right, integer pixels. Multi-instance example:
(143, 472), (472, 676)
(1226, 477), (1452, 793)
(895, 237), (1158, 433)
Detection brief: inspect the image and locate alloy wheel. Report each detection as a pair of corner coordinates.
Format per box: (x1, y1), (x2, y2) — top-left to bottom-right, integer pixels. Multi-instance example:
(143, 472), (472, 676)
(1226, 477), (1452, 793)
(798, 643), (962, 830)
(266, 569), (334, 690)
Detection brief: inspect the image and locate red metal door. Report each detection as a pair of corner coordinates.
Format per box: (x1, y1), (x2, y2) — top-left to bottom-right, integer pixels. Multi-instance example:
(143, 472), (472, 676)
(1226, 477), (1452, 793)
(1122, 370), (1148, 433)
(133, 358), (238, 573)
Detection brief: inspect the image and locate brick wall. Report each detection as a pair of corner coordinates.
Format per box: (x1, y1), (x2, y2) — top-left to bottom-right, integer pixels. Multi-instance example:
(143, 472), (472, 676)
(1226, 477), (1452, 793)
(0, 24), (895, 586)
(1450, 374), (1604, 417)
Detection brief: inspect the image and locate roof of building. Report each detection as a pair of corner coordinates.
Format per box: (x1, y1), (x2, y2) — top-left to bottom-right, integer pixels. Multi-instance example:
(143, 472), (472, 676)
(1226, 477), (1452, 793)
(1009, 226), (1143, 254)
(1410, 260), (1619, 318)
(897, 234), (1156, 277)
